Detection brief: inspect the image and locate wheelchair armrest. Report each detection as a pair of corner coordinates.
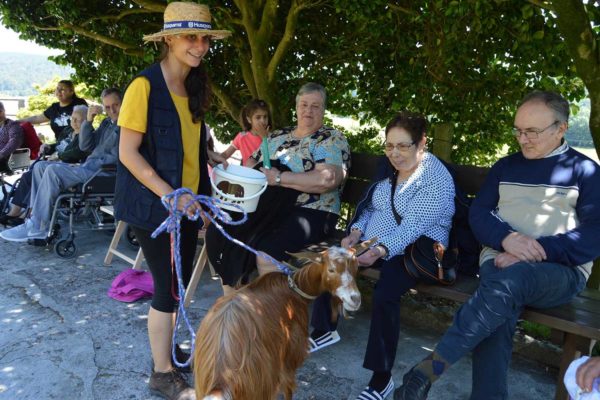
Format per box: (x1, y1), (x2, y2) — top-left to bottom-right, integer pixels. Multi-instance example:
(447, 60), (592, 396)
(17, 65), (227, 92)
(101, 163), (117, 172)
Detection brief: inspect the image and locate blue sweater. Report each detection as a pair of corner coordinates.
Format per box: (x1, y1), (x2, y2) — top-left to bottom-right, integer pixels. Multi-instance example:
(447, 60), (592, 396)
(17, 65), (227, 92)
(469, 144), (600, 278)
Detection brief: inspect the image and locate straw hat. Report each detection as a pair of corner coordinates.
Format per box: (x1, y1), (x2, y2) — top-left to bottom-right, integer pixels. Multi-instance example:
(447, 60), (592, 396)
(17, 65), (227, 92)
(143, 2), (231, 42)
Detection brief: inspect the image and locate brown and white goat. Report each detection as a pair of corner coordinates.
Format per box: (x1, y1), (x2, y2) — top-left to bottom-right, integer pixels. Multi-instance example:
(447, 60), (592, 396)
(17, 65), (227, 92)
(193, 239), (375, 400)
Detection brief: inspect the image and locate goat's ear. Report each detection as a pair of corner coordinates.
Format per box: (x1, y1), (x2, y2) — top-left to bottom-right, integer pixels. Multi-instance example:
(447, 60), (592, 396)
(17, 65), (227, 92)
(351, 237), (378, 255)
(286, 251), (323, 264)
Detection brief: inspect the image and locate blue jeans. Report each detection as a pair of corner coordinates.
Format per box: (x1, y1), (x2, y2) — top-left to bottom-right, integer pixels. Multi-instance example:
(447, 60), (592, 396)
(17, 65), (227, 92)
(435, 259), (586, 400)
(29, 161), (96, 231)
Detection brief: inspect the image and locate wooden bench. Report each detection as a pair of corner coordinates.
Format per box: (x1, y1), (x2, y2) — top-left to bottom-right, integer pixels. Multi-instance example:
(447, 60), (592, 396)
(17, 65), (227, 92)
(338, 152), (600, 400)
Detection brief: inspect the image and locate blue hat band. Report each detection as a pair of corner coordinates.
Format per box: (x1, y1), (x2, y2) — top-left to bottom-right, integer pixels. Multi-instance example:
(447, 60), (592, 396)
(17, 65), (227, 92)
(164, 20), (212, 30)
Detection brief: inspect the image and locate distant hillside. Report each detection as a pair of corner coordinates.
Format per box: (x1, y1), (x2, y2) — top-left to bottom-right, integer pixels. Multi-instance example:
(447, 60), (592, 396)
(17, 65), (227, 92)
(0, 52), (73, 96)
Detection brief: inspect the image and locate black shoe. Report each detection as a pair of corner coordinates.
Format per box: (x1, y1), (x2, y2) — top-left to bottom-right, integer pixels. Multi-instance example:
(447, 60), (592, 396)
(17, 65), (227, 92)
(393, 368), (432, 400)
(0, 214), (24, 227)
(149, 369), (196, 400)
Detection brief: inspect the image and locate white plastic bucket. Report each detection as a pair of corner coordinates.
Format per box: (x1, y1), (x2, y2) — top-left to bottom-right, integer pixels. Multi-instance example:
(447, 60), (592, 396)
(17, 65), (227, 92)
(210, 164), (268, 213)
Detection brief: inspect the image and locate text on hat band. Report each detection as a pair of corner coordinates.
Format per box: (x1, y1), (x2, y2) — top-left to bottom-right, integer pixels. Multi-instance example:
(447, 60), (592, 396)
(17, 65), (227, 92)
(164, 20), (212, 30)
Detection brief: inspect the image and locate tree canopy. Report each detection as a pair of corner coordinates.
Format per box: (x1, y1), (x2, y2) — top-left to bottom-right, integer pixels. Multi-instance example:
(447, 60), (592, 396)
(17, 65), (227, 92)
(1, 0), (598, 163)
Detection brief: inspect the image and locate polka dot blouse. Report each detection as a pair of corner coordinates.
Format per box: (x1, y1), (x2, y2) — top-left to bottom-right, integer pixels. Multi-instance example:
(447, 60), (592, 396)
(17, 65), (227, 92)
(351, 152), (455, 259)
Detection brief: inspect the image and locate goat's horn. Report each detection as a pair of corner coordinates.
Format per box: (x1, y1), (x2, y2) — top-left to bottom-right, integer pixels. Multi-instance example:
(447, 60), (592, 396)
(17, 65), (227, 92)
(351, 237), (378, 254)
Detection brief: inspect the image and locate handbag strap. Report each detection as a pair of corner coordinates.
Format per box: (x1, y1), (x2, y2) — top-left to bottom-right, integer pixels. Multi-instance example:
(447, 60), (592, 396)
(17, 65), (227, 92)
(389, 172), (402, 225)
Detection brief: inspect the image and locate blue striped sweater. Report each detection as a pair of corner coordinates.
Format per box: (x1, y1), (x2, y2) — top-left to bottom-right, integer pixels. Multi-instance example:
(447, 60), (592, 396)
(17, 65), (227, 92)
(469, 143), (600, 279)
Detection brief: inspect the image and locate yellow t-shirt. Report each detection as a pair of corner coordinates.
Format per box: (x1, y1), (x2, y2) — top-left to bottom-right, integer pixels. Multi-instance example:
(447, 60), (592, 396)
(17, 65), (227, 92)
(118, 77), (201, 193)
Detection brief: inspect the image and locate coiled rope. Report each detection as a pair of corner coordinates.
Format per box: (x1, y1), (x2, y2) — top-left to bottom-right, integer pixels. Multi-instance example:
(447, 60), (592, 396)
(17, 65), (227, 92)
(151, 187), (294, 368)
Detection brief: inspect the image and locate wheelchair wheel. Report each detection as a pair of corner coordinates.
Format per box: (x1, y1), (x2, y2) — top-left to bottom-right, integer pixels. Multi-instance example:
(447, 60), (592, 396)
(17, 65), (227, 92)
(126, 226), (139, 249)
(55, 239), (77, 259)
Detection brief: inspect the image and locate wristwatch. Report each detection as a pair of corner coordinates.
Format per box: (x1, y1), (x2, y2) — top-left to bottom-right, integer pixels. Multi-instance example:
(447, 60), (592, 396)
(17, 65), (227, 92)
(275, 171), (282, 185)
(376, 244), (389, 258)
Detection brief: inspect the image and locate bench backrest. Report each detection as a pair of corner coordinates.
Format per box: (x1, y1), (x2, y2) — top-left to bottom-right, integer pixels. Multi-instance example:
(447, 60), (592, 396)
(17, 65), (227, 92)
(341, 153), (384, 206)
(343, 153), (489, 207)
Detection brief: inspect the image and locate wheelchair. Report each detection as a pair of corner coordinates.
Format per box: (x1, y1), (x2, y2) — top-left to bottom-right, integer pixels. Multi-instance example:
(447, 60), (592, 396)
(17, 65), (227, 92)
(27, 164), (117, 259)
(0, 148), (32, 217)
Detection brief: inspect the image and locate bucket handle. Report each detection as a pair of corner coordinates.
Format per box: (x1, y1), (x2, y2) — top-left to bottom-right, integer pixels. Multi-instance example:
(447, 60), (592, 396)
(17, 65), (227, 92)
(210, 167), (269, 203)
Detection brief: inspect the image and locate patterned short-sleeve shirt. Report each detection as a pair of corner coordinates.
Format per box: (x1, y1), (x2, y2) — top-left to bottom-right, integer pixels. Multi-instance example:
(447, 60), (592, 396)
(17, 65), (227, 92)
(251, 125), (350, 214)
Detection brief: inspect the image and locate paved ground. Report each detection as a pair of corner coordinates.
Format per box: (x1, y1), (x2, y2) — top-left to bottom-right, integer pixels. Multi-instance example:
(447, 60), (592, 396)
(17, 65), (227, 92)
(0, 222), (557, 399)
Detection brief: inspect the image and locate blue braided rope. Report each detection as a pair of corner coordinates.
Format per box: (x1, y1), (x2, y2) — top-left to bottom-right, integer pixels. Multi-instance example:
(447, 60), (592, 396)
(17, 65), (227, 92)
(151, 187), (294, 369)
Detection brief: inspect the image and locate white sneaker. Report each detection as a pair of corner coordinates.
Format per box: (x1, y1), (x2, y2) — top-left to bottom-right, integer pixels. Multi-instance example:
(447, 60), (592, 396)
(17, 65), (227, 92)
(0, 221), (30, 242)
(308, 330), (341, 353)
(26, 223), (48, 240)
(0, 219), (47, 242)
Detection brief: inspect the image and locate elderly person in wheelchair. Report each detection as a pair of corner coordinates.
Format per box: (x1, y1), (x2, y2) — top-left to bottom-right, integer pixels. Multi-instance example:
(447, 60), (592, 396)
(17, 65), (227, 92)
(0, 88), (121, 242)
(0, 105), (89, 227)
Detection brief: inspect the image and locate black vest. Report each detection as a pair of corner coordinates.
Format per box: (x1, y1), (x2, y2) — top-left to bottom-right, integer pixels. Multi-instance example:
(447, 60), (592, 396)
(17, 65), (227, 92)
(114, 63), (210, 230)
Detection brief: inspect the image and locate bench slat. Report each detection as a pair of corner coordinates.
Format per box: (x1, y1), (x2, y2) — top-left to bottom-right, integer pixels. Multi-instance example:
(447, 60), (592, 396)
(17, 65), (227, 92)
(449, 164), (489, 196)
(360, 269), (600, 340)
(523, 309), (600, 340)
(341, 179), (372, 205)
(348, 153), (384, 180)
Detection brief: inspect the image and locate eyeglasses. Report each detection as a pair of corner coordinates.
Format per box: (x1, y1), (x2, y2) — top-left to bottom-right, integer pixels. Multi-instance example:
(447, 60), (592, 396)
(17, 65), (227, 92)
(384, 142), (416, 153)
(512, 120), (560, 140)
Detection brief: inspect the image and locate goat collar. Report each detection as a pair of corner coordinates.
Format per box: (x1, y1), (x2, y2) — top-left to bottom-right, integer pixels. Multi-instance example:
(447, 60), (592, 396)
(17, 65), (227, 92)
(287, 273), (317, 300)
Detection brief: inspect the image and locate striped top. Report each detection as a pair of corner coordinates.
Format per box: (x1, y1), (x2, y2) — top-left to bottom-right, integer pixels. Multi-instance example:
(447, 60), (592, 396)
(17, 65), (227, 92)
(470, 142), (600, 279)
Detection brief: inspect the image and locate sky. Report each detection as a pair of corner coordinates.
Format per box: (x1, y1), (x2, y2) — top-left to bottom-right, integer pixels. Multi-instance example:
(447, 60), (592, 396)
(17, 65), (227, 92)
(0, 22), (62, 56)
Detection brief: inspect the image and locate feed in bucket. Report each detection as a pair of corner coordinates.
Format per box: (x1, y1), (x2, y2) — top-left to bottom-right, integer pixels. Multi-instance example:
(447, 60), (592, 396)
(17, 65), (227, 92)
(210, 164), (268, 213)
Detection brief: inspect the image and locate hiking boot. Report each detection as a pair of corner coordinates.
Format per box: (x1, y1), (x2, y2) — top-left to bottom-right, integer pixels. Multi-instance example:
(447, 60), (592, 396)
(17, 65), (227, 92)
(149, 369), (196, 400)
(394, 368), (431, 400)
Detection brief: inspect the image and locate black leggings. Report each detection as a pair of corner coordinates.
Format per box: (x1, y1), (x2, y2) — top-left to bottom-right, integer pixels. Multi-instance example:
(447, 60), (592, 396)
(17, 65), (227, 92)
(131, 219), (199, 313)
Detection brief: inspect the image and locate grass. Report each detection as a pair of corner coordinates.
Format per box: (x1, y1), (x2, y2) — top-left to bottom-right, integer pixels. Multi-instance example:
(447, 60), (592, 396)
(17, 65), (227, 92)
(520, 321), (551, 340)
(520, 322), (599, 356)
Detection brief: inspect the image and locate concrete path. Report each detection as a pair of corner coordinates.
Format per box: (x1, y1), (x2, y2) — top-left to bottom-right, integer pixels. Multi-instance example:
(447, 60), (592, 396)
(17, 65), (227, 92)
(0, 226), (556, 399)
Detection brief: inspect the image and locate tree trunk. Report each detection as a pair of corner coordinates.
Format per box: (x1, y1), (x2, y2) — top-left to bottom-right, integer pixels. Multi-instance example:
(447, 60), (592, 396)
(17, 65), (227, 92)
(430, 122), (454, 162)
(552, 0), (600, 159)
(589, 91), (600, 161)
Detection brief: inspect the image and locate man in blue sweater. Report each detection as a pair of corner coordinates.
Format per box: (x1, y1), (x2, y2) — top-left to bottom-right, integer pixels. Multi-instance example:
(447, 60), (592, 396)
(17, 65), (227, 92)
(0, 88), (121, 242)
(395, 91), (600, 400)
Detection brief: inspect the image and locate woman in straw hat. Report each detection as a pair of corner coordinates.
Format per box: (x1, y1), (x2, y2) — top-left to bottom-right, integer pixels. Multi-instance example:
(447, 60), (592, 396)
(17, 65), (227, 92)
(114, 2), (230, 399)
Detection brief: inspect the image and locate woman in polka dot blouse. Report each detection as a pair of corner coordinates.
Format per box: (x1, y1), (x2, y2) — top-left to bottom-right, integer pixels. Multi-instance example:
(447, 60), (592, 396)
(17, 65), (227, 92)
(309, 111), (456, 400)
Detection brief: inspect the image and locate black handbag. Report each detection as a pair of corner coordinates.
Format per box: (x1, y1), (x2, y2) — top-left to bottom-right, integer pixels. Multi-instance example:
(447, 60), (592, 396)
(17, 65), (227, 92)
(403, 235), (456, 285)
(387, 172), (457, 285)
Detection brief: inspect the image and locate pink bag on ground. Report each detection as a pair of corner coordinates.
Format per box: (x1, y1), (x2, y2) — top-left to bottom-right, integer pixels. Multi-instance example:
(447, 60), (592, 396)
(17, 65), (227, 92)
(108, 269), (154, 302)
